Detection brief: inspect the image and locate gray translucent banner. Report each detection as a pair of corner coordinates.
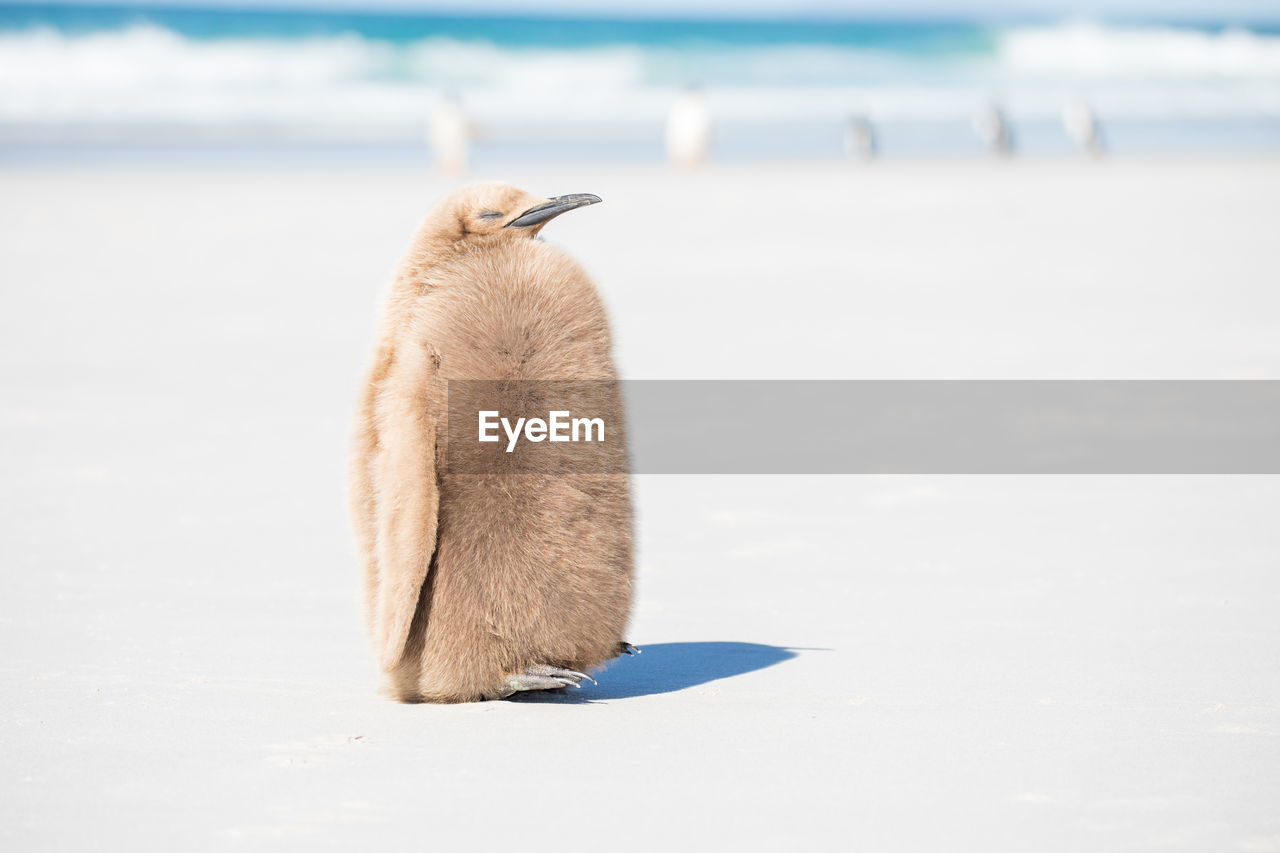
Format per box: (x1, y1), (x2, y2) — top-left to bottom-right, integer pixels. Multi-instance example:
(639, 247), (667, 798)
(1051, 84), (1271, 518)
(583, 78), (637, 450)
(445, 381), (1280, 474)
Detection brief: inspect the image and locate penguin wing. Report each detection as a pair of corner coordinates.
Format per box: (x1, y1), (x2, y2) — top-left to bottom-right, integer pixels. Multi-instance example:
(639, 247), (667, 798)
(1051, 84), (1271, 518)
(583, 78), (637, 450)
(349, 349), (387, 660)
(370, 341), (442, 671)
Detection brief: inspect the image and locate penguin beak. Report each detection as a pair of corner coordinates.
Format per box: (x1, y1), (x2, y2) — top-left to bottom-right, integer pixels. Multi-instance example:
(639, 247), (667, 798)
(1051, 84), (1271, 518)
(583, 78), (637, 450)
(505, 194), (602, 229)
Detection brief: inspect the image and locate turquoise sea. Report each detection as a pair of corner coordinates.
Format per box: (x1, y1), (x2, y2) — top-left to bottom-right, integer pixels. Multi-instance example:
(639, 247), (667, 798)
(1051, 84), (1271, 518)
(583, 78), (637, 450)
(2, 3), (1279, 160)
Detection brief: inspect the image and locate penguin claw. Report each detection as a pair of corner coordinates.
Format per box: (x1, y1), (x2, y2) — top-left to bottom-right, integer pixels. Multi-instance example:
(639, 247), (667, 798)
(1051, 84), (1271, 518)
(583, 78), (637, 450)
(499, 664), (595, 698)
(567, 669), (597, 685)
(528, 664), (596, 685)
(618, 642), (640, 656)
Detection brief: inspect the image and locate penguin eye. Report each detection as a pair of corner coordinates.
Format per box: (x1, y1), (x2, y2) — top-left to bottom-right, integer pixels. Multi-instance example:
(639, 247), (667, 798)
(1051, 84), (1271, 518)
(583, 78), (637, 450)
(478, 211), (502, 221)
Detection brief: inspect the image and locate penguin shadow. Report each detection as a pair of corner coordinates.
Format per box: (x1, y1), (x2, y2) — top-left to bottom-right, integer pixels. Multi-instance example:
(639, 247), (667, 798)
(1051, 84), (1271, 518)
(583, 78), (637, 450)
(508, 641), (801, 703)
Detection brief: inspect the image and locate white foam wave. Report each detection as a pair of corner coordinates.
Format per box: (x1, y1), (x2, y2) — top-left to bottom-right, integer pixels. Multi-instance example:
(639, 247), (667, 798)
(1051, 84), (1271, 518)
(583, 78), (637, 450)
(999, 21), (1280, 78)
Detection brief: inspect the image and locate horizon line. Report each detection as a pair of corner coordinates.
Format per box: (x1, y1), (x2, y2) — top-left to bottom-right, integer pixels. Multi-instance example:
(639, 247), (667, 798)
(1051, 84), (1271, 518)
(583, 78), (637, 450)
(3, 0), (1280, 28)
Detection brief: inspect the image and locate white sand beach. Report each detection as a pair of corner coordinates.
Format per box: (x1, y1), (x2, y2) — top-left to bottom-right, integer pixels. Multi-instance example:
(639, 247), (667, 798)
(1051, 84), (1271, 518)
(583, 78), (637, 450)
(2, 155), (1279, 849)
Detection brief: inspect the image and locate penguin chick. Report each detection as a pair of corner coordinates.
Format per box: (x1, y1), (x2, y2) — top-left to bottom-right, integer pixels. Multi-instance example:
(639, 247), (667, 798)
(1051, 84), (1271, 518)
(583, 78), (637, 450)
(349, 183), (634, 703)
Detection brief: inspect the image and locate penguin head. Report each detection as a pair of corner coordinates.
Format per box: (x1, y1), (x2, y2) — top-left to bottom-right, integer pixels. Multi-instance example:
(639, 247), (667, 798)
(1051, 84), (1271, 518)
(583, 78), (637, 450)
(434, 182), (602, 243)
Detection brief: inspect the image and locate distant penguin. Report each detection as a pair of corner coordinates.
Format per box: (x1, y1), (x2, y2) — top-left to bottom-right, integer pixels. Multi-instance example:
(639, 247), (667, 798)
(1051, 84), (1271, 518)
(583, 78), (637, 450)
(665, 85), (712, 168)
(1062, 100), (1105, 157)
(427, 93), (470, 174)
(974, 102), (1014, 157)
(349, 183), (636, 703)
(843, 114), (877, 161)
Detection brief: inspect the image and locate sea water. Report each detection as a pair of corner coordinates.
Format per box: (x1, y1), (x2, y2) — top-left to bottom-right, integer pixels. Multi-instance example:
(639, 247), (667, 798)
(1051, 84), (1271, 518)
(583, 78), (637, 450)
(2, 3), (1279, 162)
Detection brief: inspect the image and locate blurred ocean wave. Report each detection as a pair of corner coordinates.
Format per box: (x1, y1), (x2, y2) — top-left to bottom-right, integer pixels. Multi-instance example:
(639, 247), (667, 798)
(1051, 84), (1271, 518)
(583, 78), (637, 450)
(1, 5), (1278, 156)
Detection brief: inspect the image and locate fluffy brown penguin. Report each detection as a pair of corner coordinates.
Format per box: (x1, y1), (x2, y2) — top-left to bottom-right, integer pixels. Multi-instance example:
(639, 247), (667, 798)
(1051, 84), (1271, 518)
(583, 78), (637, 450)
(349, 183), (635, 703)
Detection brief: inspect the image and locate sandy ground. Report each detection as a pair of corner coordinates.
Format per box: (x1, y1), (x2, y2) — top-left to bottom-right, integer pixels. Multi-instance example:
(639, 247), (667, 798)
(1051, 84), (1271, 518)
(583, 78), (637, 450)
(1, 155), (1279, 850)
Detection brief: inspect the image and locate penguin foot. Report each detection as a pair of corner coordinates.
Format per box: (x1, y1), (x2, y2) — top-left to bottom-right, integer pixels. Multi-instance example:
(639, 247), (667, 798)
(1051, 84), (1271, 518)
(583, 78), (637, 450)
(499, 664), (595, 698)
(618, 642), (641, 656)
